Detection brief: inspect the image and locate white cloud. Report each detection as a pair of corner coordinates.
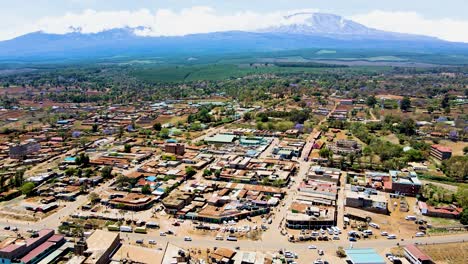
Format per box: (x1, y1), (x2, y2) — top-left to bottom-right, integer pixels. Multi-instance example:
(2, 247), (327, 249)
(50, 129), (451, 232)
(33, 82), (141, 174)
(1, 7), (468, 43)
(350, 10), (468, 43)
(12, 6), (316, 39)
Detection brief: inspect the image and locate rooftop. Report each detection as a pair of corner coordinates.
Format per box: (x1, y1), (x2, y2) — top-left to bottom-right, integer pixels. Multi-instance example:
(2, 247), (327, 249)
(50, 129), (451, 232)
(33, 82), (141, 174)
(345, 248), (385, 264)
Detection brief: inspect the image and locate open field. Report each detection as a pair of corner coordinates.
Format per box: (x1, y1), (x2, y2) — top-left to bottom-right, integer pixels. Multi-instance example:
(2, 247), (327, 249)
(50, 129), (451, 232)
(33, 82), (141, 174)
(419, 242), (468, 264)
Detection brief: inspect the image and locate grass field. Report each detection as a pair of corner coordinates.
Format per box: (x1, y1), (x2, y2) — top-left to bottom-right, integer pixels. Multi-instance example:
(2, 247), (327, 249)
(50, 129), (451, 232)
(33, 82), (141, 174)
(130, 64), (391, 83)
(419, 242), (468, 264)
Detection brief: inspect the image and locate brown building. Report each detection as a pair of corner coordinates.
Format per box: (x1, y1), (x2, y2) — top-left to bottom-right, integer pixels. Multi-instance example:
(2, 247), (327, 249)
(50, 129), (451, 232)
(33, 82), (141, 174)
(165, 143), (185, 155)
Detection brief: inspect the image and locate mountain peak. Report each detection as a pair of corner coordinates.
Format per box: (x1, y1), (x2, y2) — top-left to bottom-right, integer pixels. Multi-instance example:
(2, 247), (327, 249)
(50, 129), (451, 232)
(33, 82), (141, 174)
(261, 12), (377, 36)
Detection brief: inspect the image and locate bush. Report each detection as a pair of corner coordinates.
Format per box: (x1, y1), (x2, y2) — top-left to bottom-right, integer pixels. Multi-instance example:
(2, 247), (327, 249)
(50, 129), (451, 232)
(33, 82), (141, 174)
(20, 182), (35, 196)
(336, 247), (347, 258)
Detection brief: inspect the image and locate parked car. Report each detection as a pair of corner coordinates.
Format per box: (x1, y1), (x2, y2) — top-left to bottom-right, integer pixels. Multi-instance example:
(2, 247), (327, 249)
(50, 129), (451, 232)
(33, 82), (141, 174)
(387, 234), (397, 239)
(136, 239), (144, 244)
(349, 237), (357, 242)
(308, 245), (317, 249)
(415, 232), (425, 237)
(380, 231), (388, 236)
(184, 236), (192, 241)
(148, 240), (156, 245)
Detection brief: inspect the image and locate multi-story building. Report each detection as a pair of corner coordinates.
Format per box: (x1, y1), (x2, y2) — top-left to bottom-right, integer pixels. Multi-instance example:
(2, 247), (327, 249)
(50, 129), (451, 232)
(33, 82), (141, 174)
(430, 144), (452, 161)
(165, 143), (185, 156)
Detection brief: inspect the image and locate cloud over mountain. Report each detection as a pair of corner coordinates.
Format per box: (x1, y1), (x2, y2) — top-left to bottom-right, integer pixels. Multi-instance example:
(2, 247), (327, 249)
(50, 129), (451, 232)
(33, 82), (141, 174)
(1, 6), (468, 42)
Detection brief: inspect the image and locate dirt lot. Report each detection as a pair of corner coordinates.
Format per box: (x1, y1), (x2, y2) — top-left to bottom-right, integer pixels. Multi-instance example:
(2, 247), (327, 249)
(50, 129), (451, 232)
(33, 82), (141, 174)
(419, 242), (468, 264)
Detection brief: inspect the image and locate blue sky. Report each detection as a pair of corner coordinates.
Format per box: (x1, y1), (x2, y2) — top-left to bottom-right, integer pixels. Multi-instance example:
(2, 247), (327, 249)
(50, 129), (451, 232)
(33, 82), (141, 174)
(1, 0), (468, 42)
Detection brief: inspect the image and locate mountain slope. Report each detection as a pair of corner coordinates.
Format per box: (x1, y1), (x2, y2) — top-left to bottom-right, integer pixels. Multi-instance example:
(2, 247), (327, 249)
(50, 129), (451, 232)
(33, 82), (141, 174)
(260, 13), (436, 41)
(0, 13), (467, 62)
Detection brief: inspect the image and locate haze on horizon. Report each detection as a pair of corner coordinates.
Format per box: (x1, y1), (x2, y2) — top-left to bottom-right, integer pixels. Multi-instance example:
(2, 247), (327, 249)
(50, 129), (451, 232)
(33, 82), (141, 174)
(1, 0), (468, 43)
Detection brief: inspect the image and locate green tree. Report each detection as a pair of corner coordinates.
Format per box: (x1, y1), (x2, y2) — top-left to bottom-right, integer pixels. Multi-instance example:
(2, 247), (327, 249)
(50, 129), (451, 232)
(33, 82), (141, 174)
(153, 122), (162, 131)
(124, 144), (132, 153)
(319, 148), (332, 159)
(142, 184), (152, 194)
(101, 166), (113, 179)
(442, 156), (468, 182)
(159, 128), (170, 139)
(243, 112), (252, 121)
(366, 95), (377, 108)
(20, 182), (36, 196)
(400, 96), (411, 111)
(185, 166), (196, 178)
(92, 123), (99, 133)
(460, 209), (468, 225)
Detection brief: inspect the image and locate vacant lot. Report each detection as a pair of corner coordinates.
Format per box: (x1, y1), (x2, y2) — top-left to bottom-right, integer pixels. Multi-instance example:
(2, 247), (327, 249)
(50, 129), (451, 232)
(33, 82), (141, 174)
(419, 242), (468, 264)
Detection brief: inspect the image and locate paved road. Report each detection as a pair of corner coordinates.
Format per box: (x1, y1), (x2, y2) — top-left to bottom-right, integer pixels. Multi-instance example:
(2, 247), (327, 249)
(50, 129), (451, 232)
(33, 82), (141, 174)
(121, 230), (468, 253)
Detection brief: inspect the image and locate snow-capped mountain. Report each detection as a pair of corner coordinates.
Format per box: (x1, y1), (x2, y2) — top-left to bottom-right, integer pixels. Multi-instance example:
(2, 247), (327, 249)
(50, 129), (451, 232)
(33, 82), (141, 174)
(0, 12), (466, 61)
(260, 12), (433, 40)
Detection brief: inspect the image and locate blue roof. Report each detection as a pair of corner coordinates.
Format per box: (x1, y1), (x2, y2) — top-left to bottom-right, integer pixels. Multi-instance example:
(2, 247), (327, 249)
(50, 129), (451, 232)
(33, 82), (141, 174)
(345, 248), (386, 264)
(146, 176), (157, 182)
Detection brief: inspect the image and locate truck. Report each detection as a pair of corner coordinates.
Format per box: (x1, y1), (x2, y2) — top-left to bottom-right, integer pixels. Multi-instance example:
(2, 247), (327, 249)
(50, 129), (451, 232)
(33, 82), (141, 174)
(120, 225), (133, 232)
(226, 236), (237, 241)
(107, 225), (120, 231)
(134, 227), (147, 234)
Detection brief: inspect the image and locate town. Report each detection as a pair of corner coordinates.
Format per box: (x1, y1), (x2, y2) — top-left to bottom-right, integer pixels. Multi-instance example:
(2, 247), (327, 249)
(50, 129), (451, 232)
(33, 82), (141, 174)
(0, 65), (466, 264)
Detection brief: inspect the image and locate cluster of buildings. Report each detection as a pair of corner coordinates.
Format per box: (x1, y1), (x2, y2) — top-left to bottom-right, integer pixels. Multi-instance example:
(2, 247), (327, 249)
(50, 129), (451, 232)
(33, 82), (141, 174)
(162, 182), (284, 223)
(285, 166), (341, 229)
(348, 169), (422, 197)
(0, 229), (69, 264)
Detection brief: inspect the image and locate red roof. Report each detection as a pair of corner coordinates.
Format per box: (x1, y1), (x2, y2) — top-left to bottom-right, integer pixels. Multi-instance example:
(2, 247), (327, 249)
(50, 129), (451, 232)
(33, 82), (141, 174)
(47, 234), (64, 243)
(20, 241), (55, 263)
(431, 144), (452, 153)
(405, 244), (432, 261)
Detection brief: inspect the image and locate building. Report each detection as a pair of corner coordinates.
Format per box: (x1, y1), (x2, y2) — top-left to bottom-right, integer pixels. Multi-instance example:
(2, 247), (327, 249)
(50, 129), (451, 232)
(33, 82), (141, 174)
(73, 230), (120, 264)
(108, 193), (155, 211)
(387, 171), (422, 196)
(0, 229), (65, 264)
(204, 134), (236, 144)
(165, 143), (185, 155)
(9, 140), (41, 159)
(345, 248), (386, 264)
(345, 190), (388, 214)
(418, 201), (462, 219)
(404, 244), (434, 264)
(430, 144), (452, 161)
(329, 139), (361, 155)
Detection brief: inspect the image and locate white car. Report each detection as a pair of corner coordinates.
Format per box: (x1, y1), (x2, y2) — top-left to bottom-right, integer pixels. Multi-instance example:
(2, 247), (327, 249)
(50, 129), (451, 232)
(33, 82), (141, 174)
(415, 232), (425, 237)
(159, 232), (166, 236)
(308, 245), (317, 249)
(380, 231), (388, 236)
(184, 236), (192, 241)
(387, 234), (397, 239)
